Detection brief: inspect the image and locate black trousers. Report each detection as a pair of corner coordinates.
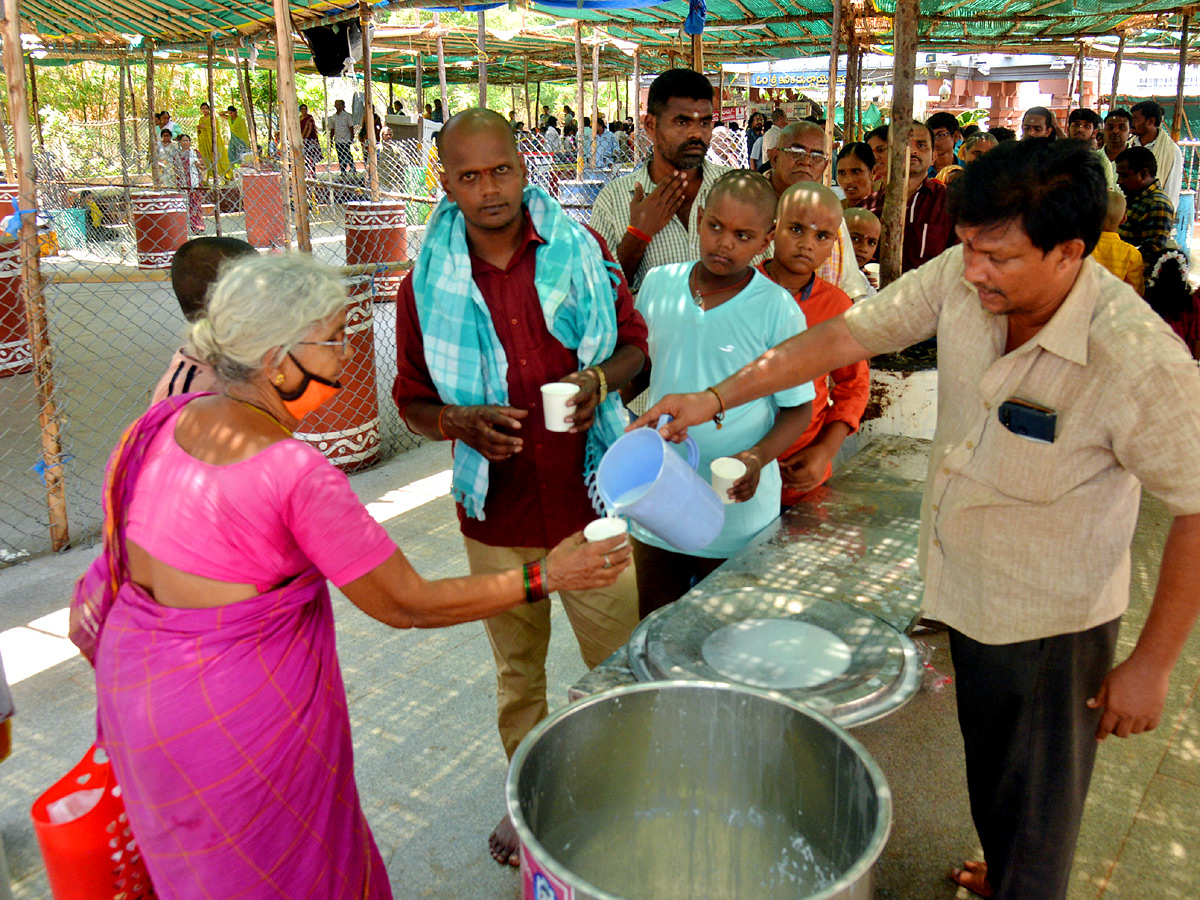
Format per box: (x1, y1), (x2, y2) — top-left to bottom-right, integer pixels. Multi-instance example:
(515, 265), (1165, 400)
(631, 538), (724, 619)
(950, 618), (1121, 900)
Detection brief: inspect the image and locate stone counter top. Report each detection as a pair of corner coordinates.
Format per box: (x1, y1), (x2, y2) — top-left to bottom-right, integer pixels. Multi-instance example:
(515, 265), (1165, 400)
(569, 434), (932, 701)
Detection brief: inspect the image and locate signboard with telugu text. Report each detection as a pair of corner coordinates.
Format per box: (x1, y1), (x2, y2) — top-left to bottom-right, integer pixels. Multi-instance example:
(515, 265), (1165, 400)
(750, 71), (846, 91)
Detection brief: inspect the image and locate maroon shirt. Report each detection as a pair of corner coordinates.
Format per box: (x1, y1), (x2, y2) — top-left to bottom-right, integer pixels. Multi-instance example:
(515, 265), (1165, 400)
(867, 178), (956, 272)
(393, 211), (648, 549)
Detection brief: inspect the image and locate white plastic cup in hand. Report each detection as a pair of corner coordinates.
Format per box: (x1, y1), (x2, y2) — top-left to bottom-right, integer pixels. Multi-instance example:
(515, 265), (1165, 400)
(541, 382), (577, 433)
(584, 517), (628, 548)
(711, 456), (747, 504)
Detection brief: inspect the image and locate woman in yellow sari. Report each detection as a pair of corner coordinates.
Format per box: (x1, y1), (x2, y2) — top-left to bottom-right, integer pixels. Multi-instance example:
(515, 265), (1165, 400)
(197, 103), (231, 183)
(223, 106), (252, 167)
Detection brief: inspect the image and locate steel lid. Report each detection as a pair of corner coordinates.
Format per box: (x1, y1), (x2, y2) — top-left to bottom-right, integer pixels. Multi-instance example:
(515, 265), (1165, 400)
(627, 587), (922, 728)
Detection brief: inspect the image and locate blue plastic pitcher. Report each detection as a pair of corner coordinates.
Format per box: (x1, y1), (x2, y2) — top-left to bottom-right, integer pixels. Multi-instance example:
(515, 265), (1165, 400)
(596, 415), (725, 552)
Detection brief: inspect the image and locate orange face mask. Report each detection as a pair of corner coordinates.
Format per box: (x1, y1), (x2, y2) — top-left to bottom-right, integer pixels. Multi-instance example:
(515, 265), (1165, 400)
(276, 352), (342, 420)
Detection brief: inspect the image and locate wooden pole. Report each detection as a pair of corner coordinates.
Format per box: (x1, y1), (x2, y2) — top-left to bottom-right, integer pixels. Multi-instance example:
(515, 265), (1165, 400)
(478, 11), (488, 108)
(118, 55), (130, 203)
(242, 59), (260, 164)
(633, 47), (641, 157)
(1076, 45), (1087, 111)
(881, 0), (917, 288)
(846, 26), (858, 141)
(273, 0), (312, 252)
(27, 58), (43, 150)
(360, 2), (379, 200)
(435, 12), (449, 118)
(592, 37), (600, 166)
(1109, 32), (1126, 113)
(3, 0), (68, 550)
(575, 23), (585, 177)
(824, 0), (841, 185)
(523, 58), (531, 127)
(206, 38), (222, 236)
(416, 44), (424, 121)
(146, 42), (158, 186)
(691, 34), (703, 73)
(126, 62), (141, 163)
(0, 94), (14, 183)
(270, 69), (278, 150)
(1173, 15), (1190, 142)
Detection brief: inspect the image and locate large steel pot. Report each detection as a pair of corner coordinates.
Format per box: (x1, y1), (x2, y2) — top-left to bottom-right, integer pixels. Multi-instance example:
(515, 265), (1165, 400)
(507, 681), (891, 900)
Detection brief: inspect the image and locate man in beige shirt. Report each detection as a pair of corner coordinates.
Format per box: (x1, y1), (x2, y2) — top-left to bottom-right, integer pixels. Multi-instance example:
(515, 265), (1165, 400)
(634, 139), (1200, 900)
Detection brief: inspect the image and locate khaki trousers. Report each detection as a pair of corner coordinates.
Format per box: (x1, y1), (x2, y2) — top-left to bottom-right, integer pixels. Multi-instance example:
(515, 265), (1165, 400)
(464, 537), (639, 760)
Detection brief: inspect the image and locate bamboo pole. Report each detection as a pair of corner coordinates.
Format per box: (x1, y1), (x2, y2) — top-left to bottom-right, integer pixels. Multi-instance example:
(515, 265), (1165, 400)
(27, 58), (43, 150)
(824, 0), (841, 185)
(591, 38), (600, 166)
(242, 59), (260, 163)
(146, 42), (158, 186)
(1173, 15), (1190, 142)
(435, 12), (449, 118)
(478, 10), (488, 108)
(3, 0), (69, 550)
(360, 2), (379, 200)
(575, 23), (585, 177)
(881, 0), (917, 288)
(272, 0), (312, 252)
(206, 38), (222, 236)
(118, 55), (131, 205)
(1109, 32), (1126, 113)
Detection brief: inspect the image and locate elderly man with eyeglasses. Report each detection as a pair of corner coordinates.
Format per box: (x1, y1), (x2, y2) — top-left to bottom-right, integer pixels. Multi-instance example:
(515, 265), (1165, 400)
(767, 120), (870, 299)
(866, 119), (956, 272)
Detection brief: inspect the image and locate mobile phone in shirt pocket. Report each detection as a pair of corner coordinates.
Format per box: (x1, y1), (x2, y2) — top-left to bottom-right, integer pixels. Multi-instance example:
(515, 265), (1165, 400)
(998, 398), (1057, 444)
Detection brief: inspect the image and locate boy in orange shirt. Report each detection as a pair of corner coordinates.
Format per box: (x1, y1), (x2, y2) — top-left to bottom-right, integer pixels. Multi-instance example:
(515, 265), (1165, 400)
(761, 182), (871, 503)
(1090, 190), (1144, 296)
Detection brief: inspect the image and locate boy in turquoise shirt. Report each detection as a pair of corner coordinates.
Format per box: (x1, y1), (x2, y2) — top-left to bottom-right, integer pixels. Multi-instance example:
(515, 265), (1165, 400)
(631, 170), (814, 616)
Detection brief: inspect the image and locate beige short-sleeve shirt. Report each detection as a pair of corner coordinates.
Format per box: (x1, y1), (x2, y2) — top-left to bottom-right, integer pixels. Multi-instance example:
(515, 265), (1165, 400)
(844, 246), (1200, 643)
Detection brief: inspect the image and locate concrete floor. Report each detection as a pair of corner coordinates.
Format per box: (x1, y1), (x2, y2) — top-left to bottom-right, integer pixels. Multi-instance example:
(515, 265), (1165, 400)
(1, 439), (1198, 899)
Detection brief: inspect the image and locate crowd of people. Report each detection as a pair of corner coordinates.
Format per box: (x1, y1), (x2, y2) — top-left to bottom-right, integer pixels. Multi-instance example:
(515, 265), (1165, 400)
(64, 66), (1200, 900)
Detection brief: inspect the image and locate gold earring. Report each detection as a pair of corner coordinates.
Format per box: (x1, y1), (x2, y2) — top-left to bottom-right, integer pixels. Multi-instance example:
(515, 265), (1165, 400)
(274, 373), (285, 385)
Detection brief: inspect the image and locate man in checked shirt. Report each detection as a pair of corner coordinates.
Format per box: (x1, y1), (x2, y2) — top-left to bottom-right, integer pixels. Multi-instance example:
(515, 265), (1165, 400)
(634, 138), (1200, 900)
(1115, 145), (1177, 281)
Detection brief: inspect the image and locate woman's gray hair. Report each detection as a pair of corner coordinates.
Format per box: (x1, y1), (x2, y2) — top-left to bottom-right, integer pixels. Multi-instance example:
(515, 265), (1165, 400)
(962, 131), (999, 154)
(188, 253), (347, 383)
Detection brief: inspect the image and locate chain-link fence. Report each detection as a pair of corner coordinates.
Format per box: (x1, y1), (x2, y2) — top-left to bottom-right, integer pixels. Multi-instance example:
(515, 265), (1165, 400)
(0, 116), (749, 564)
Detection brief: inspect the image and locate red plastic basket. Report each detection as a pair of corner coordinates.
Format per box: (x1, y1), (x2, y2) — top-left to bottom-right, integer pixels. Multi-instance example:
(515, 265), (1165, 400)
(30, 744), (155, 900)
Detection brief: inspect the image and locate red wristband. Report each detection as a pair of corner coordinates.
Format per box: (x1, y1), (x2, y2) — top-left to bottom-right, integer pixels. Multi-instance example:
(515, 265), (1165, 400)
(626, 224), (652, 243)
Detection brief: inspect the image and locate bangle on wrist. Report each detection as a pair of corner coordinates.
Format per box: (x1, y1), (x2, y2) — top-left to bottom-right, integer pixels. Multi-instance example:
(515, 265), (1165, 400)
(705, 385), (726, 430)
(522, 558), (551, 603)
(626, 224), (652, 243)
(437, 404), (450, 440)
(589, 366), (608, 404)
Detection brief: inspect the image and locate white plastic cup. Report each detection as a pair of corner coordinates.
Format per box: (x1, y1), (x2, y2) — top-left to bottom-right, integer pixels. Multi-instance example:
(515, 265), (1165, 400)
(584, 517), (629, 548)
(541, 382), (578, 433)
(710, 456), (747, 504)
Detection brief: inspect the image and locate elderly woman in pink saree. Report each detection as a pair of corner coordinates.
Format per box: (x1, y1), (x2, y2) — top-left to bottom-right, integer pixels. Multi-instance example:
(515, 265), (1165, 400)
(70, 253), (631, 900)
